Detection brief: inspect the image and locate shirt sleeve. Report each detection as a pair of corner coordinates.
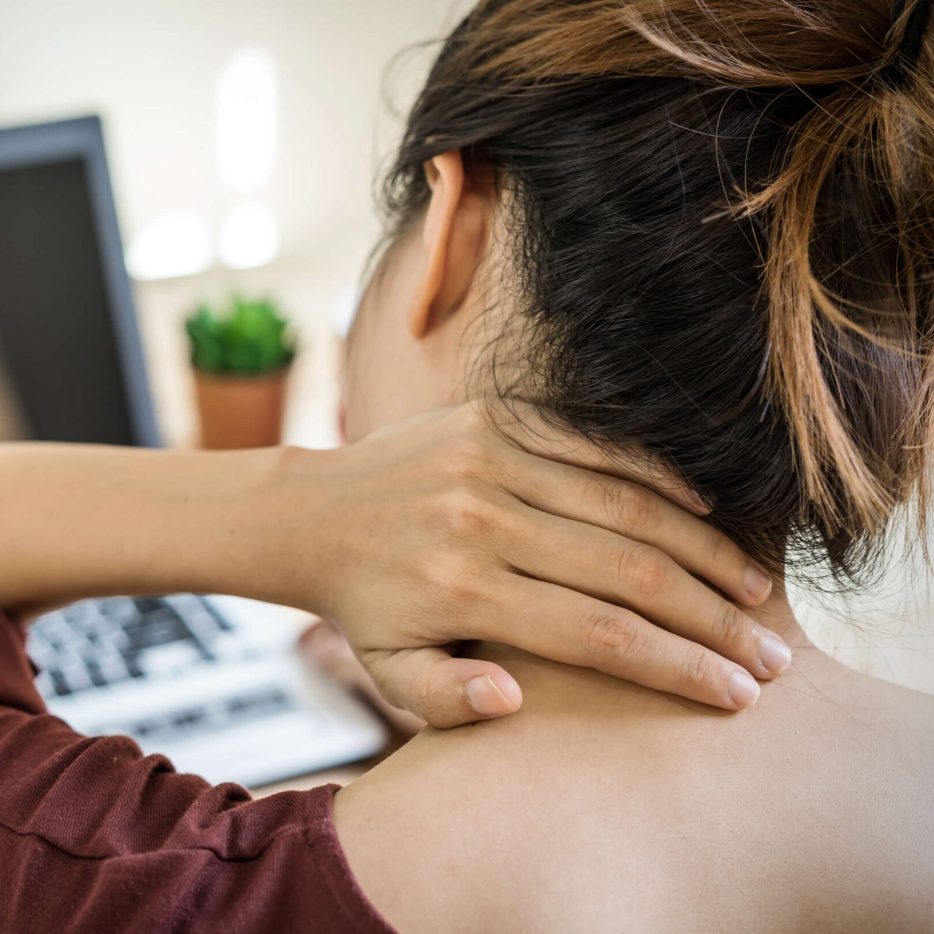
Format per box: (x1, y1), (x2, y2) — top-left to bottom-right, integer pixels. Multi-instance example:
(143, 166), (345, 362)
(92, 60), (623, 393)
(0, 610), (395, 934)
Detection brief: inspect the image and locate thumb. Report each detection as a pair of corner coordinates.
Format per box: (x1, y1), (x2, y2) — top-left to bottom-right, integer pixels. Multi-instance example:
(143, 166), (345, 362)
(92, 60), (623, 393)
(363, 647), (524, 729)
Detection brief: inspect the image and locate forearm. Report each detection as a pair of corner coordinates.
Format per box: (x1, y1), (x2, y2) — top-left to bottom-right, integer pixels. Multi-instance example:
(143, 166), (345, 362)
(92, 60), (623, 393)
(0, 443), (301, 614)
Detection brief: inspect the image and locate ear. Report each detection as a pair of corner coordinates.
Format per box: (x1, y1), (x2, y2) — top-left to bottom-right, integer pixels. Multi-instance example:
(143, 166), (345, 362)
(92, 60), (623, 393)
(409, 150), (490, 339)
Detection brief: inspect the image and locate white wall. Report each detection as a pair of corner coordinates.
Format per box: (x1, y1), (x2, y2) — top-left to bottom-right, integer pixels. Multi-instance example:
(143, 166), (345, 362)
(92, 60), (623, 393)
(0, 0), (471, 450)
(0, 0), (468, 271)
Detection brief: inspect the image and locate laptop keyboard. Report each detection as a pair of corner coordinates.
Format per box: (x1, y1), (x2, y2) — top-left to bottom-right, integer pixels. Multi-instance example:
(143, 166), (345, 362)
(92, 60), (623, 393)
(23, 596), (384, 785)
(128, 686), (296, 742)
(28, 595), (239, 699)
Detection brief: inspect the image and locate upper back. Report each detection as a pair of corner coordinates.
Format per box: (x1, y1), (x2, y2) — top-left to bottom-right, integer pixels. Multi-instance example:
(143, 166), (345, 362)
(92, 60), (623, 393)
(334, 642), (934, 933)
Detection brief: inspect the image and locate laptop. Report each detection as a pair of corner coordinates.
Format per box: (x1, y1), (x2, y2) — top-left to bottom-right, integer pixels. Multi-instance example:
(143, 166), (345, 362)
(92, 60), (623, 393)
(0, 116), (387, 787)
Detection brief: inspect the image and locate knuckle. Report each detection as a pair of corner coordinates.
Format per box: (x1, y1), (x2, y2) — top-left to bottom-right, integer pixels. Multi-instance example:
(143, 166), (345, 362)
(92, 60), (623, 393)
(446, 435), (490, 480)
(426, 553), (480, 607)
(624, 545), (672, 597)
(679, 649), (717, 692)
(436, 488), (496, 539)
(364, 653), (405, 708)
(712, 601), (747, 646)
(411, 670), (446, 723)
(612, 484), (656, 533)
(578, 612), (646, 666)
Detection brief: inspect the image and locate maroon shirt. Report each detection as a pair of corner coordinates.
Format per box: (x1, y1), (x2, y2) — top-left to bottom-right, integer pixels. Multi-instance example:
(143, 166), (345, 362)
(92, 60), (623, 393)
(0, 611), (395, 933)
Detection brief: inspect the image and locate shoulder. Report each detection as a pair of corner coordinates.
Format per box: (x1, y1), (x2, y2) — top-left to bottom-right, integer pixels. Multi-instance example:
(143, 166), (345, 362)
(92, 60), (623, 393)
(333, 728), (536, 933)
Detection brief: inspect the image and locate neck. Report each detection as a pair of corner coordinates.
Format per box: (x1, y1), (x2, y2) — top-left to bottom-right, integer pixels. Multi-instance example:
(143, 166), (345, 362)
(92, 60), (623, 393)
(471, 575), (824, 714)
(750, 576), (812, 648)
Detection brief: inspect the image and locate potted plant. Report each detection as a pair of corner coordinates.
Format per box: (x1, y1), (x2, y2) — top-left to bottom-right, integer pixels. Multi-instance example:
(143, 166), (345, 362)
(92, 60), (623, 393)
(186, 296), (296, 450)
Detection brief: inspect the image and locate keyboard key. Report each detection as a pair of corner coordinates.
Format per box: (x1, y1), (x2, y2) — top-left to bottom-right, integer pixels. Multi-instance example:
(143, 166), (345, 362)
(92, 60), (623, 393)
(170, 708), (208, 730)
(85, 660), (108, 688)
(58, 662), (93, 694)
(210, 635), (251, 661)
(48, 669), (70, 697)
(33, 670), (53, 697)
(137, 642), (203, 677)
(206, 607), (233, 632)
(45, 618), (83, 647)
(98, 597), (137, 619)
(226, 688), (294, 718)
(164, 595), (206, 615)
(95, 653), (130, 684)
(124, 654), (145, 679)
(133, 720), (161, 738)
(27, 640), (61, 669)
(125, 616), (194, 652)
(62, 603), (91, 625)
(100, 629), (131, 652)
(30, 595), (243, 703)
(79, 614), (118, 639)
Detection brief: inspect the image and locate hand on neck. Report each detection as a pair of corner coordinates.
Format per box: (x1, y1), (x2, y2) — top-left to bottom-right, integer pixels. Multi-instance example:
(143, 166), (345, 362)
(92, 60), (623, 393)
(465, 573), (817, 721)
(749, 576), (812, 650)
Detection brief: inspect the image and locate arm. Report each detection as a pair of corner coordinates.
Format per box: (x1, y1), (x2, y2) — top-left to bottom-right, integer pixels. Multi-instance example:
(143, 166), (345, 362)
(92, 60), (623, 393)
(0, 611), (383, 933)
(1, 405), (788, 726)
(0, 442), (298, 617)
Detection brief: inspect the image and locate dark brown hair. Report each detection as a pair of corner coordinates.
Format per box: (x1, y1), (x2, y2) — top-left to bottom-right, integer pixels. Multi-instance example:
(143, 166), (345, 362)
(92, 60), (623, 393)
(381, 0), (934, 582)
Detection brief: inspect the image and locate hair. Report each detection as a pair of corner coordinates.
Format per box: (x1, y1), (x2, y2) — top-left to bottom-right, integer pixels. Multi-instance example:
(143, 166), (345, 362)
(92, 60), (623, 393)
(380, 0), (934, 583)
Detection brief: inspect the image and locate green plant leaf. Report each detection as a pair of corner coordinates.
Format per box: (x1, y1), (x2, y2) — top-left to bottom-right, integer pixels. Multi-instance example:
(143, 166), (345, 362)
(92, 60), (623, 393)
(185, 295), (296, 375)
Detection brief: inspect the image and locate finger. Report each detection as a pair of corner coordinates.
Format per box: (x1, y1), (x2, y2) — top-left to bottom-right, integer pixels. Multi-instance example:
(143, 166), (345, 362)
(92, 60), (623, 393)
(472, 573), (761, 711)
(361, 646), (524, 730)
(302, 625), (427, 735)
(500, 506), (790, 680)
(482, 400), (709, 515)
(500, 450), (772, 606)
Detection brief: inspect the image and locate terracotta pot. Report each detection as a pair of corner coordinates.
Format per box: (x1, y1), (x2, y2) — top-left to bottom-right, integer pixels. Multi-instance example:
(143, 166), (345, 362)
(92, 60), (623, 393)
(193, 367), (290, 450)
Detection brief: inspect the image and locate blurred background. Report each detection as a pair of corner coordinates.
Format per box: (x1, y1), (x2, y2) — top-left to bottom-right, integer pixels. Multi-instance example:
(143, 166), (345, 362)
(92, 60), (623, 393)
(0, 0), (930, 698)
(0, 0), (468, 448)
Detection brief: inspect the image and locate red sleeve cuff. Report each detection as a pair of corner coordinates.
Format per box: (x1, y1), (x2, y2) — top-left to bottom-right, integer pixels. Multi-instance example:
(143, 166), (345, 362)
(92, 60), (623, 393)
(0, 609), (48, 715)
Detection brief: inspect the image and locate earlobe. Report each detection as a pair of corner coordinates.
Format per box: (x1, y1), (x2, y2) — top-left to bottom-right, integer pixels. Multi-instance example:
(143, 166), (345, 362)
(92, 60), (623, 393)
(409, 150), (488, 340)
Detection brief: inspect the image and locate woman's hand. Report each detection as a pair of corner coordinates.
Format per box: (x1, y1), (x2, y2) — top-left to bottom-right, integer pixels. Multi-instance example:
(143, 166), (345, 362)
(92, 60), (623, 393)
(259, 404), (789, 729)
(0, 408), (788, 732)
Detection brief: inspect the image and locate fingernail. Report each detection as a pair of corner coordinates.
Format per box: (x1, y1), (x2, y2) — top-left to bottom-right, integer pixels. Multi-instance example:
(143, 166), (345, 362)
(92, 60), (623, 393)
(728, 670), (760, 710)
(744, 563), (772, 603)
(758, 631), (792, 676)
(467, 675), (520, 716)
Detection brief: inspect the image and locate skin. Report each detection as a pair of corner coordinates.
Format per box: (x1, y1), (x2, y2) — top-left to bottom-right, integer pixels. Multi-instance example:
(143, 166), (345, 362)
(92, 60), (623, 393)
(333, 151), (934, 931)
(0, 149), (797, 727)
(0, 409), (781, 727)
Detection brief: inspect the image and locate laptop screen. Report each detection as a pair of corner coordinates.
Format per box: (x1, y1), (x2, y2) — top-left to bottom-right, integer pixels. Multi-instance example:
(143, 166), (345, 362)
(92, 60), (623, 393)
(0, 157), (136, 444)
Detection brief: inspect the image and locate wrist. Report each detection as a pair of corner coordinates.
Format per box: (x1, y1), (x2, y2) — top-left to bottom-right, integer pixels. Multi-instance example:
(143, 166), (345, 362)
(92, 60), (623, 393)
(140, 447), (289, 599)
(207, 445), (342, 613)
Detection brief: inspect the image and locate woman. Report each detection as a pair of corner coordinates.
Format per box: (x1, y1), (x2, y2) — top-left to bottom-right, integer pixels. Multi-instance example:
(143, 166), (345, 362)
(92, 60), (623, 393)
(1, 0), (931, 931)
(330, 0), (934, 931)
(0, 422), (779, 931)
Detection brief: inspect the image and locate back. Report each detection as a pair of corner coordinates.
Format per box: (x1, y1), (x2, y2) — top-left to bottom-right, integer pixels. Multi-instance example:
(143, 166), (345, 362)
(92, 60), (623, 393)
(335, 633), (934, 933)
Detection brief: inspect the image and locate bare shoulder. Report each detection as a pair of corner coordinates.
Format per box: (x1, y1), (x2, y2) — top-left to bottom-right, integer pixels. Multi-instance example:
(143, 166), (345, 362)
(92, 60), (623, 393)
(829, 655), (934, 749)
(333, 651), (934, 933)
(334, 723), (537, 934)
